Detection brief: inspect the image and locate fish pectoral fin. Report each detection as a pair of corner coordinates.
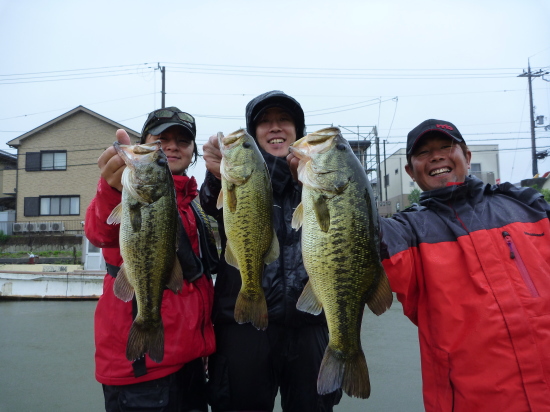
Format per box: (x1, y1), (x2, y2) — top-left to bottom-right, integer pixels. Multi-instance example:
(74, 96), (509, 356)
(366, 272), (393, 316)
(313, 195), (330, 233)
(113, 264), (135, 302)
(227, 184), (237, 213)
(264, 228), (280, 265)
(291, 203), (304, 229)
(224, 242), (240, 269)
(107, 203), (123, 225)
(296, 280), (323, 315)
(216, 191), (224, 210)
(166, 256), (184, 294)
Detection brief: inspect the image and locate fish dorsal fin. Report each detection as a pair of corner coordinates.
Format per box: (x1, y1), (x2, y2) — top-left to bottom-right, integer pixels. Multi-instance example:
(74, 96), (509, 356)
(313, 195), (330, 233)
(216, 191), (224, 210)
(225, 241), (240, 269)
(264, 228), (280, 265)
(113, 263), (134, 302)
(107, 203), (123, 225)
(296, 280), (323, 315)
(291, 202), (304, 229)
(166, 256), (184, 294)
(366, 272), (393, 316)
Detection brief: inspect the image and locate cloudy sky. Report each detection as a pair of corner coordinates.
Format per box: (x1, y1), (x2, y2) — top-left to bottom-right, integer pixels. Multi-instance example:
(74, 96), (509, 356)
(1, 0), (549, 187)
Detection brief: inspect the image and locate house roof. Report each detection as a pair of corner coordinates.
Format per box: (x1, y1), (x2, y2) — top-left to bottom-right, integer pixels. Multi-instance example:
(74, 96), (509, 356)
(0, 149), (17, 164)
(6, 105), (141, 147)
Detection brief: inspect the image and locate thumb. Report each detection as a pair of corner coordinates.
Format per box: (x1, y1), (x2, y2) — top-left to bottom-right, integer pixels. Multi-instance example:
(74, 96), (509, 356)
(115, 129), (131, 145)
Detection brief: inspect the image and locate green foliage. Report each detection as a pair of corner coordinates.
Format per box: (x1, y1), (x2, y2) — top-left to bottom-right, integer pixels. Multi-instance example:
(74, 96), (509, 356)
(0, 230), (9, 244)
(408, 188), (421, 205)
(540, 188), (550, 203)
(0, 250), (82, 259)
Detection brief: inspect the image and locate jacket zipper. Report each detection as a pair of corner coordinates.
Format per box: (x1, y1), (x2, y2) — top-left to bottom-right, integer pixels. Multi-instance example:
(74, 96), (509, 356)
(502, 231), (540, 297)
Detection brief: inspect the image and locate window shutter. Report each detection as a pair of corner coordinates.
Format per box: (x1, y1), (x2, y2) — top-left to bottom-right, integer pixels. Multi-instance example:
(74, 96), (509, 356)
(24, 197), (40, 217)
(25, 152), (41, 171)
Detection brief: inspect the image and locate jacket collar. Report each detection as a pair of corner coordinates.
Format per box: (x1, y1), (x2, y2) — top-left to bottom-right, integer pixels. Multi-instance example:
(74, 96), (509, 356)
(419, 175), (486, 206)
(259, 147), (295, 194)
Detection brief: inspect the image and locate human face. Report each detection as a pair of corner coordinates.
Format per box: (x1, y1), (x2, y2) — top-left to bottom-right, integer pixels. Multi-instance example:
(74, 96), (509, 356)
(145, 126), (195, 176)
(255, 107), (297, 157)
(405, 134), (471, 192)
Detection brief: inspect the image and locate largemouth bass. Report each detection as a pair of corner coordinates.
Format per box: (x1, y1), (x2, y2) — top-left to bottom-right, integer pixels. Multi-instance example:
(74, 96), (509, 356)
(290, 127), (393, 399)
(217, 129), (279, 330)
(107, 141), (182, 363)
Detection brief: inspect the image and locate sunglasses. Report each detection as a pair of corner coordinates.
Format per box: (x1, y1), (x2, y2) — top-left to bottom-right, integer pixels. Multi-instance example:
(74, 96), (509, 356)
(143, 109), (195, 134)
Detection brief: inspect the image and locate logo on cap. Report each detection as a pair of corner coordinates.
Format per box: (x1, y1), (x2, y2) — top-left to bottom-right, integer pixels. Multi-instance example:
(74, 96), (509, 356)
(436, 124), (454, 131)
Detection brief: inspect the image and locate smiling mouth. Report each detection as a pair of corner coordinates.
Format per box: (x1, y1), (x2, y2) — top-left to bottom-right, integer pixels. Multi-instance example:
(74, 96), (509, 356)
(269, 139), (285, 144)
(430, 167), (451, 176)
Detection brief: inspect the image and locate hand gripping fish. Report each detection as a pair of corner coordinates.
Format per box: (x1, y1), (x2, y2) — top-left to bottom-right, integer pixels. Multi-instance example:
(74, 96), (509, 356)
(107, 141), (183, 363)
(217, 129), (279, 330)
(290, 127), (393, 399)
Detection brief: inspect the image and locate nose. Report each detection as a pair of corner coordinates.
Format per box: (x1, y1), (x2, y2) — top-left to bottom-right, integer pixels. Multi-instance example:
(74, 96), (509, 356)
(429, 149), (446, 162)
(268, 120), (282, 132)
(162, 137), (177, 151)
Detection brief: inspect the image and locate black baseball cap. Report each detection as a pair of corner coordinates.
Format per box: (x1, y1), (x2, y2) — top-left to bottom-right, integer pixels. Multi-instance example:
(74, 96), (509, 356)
(245, 91), (306, 139)
(406, 119), (465, 156)
(141, 107), (196, 143)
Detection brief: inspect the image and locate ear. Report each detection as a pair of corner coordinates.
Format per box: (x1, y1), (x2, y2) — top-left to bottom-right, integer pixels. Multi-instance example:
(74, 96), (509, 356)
(466, 150), (472, 169)
(405, 163), (415, 180)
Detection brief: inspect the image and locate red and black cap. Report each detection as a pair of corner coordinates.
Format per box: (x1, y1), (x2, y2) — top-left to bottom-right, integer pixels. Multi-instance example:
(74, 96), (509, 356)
(407, 119), (465, 156)
(141, 107), (196, 143)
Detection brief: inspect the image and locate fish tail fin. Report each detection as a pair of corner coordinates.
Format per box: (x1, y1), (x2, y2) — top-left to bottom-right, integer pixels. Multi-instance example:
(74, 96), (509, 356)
(126, 319), (164, 363)
(234, 291), (268, 330)
(366, 271), (393, 316)
(318, 346), (371, 399)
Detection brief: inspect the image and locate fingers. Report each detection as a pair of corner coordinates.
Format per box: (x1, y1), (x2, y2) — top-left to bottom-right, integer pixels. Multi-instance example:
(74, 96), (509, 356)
(115, 129), (131, 145)
(97, 129), (130, 191)
(286, 152), (301, 184)
(203, 133), (223, 180)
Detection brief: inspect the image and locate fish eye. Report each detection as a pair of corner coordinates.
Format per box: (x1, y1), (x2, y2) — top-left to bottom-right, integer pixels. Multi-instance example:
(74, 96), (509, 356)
(243, 142), (251, 148)
(336, 143), (346, 151)
(157, 157), (167, 166)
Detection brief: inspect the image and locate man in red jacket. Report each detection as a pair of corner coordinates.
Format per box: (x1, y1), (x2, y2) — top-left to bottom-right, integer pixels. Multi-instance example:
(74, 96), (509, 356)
(85, 108), (218, 412)
(380, 119), (550, 412)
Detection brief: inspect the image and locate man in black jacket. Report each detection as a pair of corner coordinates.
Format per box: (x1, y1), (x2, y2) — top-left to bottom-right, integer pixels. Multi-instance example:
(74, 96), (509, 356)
(200, 91), (341, 412)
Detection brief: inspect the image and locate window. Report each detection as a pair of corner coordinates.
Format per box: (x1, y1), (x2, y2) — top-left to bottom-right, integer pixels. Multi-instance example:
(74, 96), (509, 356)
(471, 163), (481, 172)
(25, 151), (67, 171)
(384, 174), (390, 187)
(40, 196), (79, 216)
(395, 168), (399, 175)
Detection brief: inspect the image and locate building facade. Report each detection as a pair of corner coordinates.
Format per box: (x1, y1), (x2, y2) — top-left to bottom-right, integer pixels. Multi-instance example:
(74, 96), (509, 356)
(6, 106), (140, 234)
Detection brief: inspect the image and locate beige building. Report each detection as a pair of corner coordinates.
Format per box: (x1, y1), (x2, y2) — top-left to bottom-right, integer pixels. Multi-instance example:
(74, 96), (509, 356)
(378, 144), (500, 216)
(6, 106), (140, 234)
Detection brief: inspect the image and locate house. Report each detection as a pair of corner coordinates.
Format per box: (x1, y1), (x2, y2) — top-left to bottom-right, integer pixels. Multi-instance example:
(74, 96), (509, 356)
(379, 144), (500, 216)
(6, 106), (140, 234)
(0, 149), (17, 210)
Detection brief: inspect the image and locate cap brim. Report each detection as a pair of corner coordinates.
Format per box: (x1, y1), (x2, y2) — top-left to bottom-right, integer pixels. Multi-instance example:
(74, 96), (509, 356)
(147, 122), (195, 138)
(408, 129), (463, 155)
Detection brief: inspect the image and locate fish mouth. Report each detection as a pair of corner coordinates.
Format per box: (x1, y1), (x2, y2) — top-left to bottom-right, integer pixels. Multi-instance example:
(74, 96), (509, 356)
(429, 167), (451, 176)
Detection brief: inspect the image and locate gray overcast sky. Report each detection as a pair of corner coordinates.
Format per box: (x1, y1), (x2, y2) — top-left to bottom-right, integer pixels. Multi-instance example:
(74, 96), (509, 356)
(1, 0), (549, 187)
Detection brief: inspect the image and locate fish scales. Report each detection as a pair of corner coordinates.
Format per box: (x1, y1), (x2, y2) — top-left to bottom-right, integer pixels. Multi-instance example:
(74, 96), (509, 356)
(291, 127), (393, 399)
(108, 141), (182, 363)
(217, 129), (279, 330)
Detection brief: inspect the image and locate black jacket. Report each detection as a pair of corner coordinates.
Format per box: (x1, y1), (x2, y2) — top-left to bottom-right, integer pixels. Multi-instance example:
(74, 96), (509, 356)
(200, 153), (326, 327)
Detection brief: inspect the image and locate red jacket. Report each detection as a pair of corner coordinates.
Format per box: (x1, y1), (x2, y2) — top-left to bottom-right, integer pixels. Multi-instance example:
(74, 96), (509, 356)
(85, 175), (215, 386)
(381, 177), (550, 412)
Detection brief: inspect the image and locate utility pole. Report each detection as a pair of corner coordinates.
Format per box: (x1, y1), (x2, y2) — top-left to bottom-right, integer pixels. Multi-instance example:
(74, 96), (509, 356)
(518, 60), (548, 177)
(158, 64), (166, 108)
(383, 139), (388, 201)
(374, 126), (382, 202)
